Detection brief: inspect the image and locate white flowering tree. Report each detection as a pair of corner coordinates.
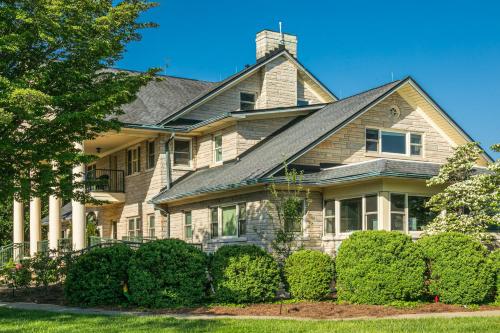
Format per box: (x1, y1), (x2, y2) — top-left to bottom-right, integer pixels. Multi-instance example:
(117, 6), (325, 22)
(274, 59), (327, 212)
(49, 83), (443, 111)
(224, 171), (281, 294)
(424, 142), (499, 242)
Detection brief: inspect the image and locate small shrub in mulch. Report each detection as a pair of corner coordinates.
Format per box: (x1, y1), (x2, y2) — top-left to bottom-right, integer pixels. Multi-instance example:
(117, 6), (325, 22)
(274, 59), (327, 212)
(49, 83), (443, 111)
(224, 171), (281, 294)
(418, 232), (495, 304)
(284, 249), (335, 300)
(336, 231), (426, 305)
(210, 245), (280, 304)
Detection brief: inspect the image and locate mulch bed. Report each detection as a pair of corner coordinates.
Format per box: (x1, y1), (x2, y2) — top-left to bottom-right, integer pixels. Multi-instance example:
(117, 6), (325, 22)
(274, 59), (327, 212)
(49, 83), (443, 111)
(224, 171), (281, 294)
(1, 286), (498, 319)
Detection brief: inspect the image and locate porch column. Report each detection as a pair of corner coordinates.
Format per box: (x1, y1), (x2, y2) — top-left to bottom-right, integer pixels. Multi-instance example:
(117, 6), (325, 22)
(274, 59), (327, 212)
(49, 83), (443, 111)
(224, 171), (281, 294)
(48, 194), (61, 251)
(379, 191), (391, 231)
(72, 142), (86, 250)
(13, 199), (24, 261)
(29, 197), (42, 256)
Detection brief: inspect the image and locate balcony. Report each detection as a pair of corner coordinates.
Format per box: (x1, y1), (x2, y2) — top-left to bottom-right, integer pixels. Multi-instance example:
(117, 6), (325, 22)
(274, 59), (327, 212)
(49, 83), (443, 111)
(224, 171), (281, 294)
(85, 169), (126, 205)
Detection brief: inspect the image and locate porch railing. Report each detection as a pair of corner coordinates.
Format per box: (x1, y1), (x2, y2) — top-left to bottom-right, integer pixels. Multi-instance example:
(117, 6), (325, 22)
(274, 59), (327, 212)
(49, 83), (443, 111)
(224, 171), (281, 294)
(121, 236), (157, 243)
(85, 169), (125, 193)
(0, 242), (29, 266)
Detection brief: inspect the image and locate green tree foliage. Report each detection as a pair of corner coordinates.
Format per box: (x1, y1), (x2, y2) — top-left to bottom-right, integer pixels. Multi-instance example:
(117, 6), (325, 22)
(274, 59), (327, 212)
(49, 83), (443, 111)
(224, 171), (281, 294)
(0, 0), (158, 202)
(65, 244), (133, 306)
(30, 250), (60, 292)
(210, 245), (281, 304)
(425, 143), (499, 242)
(418, 232), (495, 304)
(336, 231), (426, 305)
(284, 249), (335, 300)
(128, 239), (208, 307)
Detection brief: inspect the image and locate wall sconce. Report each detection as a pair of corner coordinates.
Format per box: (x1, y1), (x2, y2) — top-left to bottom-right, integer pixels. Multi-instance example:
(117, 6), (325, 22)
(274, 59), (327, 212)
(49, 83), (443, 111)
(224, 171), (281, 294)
(96, 147), (102, 154)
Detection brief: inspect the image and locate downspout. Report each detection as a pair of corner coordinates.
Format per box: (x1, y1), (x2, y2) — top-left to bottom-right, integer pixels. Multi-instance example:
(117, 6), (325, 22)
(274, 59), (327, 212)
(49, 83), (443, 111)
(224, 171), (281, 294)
(165, 133), (175, 190)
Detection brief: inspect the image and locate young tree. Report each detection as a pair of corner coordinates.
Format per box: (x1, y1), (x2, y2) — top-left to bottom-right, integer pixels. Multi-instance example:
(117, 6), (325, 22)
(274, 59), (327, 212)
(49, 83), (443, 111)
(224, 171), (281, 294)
(0, 0), (158, 203)
(257, 164), (311, 265)
(425, 142), (499, 242)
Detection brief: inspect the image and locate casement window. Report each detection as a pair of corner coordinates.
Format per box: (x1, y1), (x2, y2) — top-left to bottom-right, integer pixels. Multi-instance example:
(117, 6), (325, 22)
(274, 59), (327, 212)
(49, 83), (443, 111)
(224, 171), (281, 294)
(127, 146), (141, 175)
(147, 214), (155, 238)
(365, 128), (423, 156)
(211, 203), (247, 238)
(184, 211), (192, 240)
(173, 138), (191, 167)
(365, 194), (378, 230)
(128, 217), (142, 238)
(213, 134), (223, 163)
(324, 200), (335, 235)
(147, 140), (156, 169)
(390, 193), (406, 231)
(297, 99), (310, 106)
(336, 194), (379, 233)
(240, 92), (256, 110)
(284, 199), (306, 233)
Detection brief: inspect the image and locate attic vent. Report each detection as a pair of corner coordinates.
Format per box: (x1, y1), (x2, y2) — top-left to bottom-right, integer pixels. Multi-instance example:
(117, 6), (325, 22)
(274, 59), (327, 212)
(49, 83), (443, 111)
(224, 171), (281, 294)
(389, 105), (401, 119)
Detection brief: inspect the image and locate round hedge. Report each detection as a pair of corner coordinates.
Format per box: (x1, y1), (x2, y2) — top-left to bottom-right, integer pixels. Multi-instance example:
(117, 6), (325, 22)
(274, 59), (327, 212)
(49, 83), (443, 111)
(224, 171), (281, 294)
(210, 245), (280, 304)
(128, 239), (208, 307)
(418, 232), (495, 304)
(490, 249), (500, 303)
(284, 249), (335, 300)
(336, 231), (426, 305)
(64, 244), (133, 306)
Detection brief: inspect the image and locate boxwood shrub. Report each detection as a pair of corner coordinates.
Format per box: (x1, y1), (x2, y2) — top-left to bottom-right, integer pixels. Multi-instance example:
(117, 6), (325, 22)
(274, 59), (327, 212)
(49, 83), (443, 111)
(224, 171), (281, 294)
(210, 245), (280, 304)
(418, 232), (494, 304)
(490, 249), (500, 303)
(64, 244), (133, 306)
(336, 231), (426, 305)
(284, 249), (335, 300)
(128, 239), (208, 307)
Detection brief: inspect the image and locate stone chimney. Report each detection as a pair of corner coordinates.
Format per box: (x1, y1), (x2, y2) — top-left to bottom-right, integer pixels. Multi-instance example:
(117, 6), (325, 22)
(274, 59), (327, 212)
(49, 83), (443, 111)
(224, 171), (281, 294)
(256, 30), (297, 60)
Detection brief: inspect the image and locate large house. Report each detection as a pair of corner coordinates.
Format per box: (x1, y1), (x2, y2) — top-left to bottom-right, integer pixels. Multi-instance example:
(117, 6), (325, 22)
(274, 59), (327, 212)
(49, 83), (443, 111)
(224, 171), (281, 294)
(16, 30), (492, 255)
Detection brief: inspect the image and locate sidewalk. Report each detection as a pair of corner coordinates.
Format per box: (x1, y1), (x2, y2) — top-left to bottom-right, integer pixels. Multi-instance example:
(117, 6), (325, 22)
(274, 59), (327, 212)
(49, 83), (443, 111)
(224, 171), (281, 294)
(0, 301), (499, 321)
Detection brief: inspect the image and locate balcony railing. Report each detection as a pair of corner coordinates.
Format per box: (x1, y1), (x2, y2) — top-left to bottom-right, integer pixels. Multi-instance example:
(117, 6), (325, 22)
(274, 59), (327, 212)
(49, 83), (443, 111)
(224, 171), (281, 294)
(85, 169), (125, 193)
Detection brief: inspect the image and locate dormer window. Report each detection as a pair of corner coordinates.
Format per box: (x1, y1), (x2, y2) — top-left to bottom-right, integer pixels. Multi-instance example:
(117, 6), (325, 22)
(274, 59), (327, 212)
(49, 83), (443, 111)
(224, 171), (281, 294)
(240, 92), (256, 110)
(297, 99), (309, 106)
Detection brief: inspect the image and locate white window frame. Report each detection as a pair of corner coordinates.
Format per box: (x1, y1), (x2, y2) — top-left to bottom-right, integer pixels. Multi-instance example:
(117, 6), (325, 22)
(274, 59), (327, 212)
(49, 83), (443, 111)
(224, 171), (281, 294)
(173, 137), (192, 168)
(410, 133), (423, 157)
(147, 214), (155, 238)
(211, 202), (247, 239)
(127, 216), (142, 238)
(184, 211), (193, 240)
(334, 193), (379, 235)
(323, 200), (335, 235)
(146, 140), (156, 170)
(365, 127), (424, 158)
(213, 133), (223, 164)
(239, 91), (256, 110)
(126, 145), (141, 176)
(389, 192), (407, 233)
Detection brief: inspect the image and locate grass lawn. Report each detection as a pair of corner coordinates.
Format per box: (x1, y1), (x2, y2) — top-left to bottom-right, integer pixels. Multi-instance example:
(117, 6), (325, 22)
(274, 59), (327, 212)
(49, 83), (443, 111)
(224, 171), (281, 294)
(0, 308), (498, 333)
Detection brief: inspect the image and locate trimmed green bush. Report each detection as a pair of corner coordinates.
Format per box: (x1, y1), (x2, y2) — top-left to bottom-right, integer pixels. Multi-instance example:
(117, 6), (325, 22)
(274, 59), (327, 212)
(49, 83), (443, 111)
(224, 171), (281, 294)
(128, 239), (208, 307)
(65, 244), (133, 306)
(418, 232), (494, 304)
(210, 245), (280, 304)
(284, 249), (335, 300)
(336, 231), (426, 305)
(490, 249), (500, 303)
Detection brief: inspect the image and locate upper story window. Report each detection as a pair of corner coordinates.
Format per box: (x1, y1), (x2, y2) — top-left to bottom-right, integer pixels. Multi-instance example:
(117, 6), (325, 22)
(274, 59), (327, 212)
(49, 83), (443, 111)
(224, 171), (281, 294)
(297, 99), (310, 106)
(366, 128), (423, 156)
(240, 92), (256, 110)
(213, 134), (223, 163)
(147, 140), (155, 169)
(173, 138), (191, 167)
(127, 146), (141, 175)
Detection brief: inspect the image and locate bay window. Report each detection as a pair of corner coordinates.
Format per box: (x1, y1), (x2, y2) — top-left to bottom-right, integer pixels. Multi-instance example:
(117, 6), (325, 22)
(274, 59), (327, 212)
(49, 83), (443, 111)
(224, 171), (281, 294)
(365, 195), (378, 230)
(408, 196), (435, 231)
(390, 193), (406, 231)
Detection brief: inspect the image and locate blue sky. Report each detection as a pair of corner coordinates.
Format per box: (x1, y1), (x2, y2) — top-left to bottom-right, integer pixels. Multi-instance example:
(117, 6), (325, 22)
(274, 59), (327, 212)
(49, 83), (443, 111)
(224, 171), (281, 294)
(117, 0), (500, 158)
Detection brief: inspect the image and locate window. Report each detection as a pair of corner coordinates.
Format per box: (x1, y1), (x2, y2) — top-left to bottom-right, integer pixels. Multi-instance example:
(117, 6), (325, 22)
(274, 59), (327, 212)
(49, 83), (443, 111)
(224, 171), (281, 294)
(147, 214), (155, 238)
(184, 211), (192, 239)
(238, 203), (247, 235)
(210, 207), (218, 238)
(340, 197), (362, 232)
(222, 206), (237, 236)
(213, 134), (222, 163)
(324, 200), (335, 234)
(408, 196), (435, 231)
(381, 131), (406, 154)
(147, 141), (155, 169)
(365, 129), (379, 152)
(127, 217), (142, 238)
(390, 193), (406, 231)
(365, 195), (378, 230)
(297, 99), (309, 106)
(173, 139), (191, 167)
(240, 92), (256, 110)
(127, 146), (141, 175)
(284, 199), (305, 233)
(112, 220), (117, 239)
(410, 134), (423, 156)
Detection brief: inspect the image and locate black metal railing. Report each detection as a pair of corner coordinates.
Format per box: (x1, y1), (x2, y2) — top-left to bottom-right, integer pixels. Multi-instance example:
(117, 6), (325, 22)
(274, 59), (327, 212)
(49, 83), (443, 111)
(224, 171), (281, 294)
(85, 169), (125, 193)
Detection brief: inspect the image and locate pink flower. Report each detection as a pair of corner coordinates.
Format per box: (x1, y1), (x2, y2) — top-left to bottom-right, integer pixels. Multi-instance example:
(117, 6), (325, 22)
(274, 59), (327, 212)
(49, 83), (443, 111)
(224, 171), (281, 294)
(15, 263), (22, 270)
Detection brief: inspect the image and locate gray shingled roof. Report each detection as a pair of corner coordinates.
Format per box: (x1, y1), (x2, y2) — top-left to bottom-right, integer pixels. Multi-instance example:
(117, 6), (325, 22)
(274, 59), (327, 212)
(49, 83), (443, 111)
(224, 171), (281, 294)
(151, 79), (407, 204)
(116, 75), (216, 125)
(41, 202), (72, 225)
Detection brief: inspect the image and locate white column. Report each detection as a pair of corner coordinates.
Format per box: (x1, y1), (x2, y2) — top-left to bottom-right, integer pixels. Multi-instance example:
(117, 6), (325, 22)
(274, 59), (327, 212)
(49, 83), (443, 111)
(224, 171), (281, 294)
(13, 199), (24, 261)
(72, 142), (86, 250)
(48, 194), (61, 251)
(29, 197), (42, 256)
